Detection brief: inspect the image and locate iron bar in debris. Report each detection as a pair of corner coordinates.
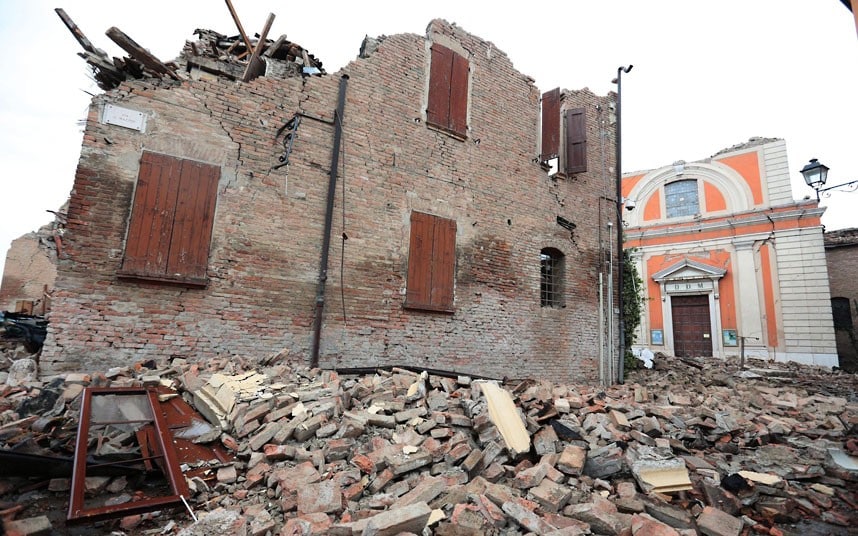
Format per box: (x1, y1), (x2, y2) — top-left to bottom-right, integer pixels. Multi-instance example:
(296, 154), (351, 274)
(67, 387), (190, 524)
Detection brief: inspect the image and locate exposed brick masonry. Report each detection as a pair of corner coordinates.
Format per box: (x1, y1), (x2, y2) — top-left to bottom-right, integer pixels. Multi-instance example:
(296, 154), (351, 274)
(41, 20), (616, 382)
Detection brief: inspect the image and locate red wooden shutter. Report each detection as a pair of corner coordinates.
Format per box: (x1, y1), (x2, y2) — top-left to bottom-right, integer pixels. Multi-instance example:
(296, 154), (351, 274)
(430, 217), (456, 310)
(541, 88), (560, 160)
(121, 152), (219, 284)
(448, 53), (469, 137)
(406, 212), (456, 312)
(427, 43), (468, 137)
(565, 108), (587, 174)
(166, 159), (219, 281)
(122, 152), (180, 276)
(427, 44), (453, 131)
(406, 211), (433, 308)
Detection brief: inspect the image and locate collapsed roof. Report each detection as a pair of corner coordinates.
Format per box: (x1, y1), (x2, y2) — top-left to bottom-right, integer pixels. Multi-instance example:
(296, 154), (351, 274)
(56, 7), (325, 91)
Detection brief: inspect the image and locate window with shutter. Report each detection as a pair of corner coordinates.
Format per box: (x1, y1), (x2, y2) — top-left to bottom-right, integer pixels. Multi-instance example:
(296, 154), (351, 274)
(120, 151), (219, 286)
(405, 211), (456, 312)
(426, 43), (469, 138)
(540, 88), (560, 162)
(564, 108), (587, 174)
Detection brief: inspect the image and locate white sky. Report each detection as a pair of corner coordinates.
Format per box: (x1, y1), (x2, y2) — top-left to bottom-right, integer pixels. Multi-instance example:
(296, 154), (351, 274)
(1, 1), (856, 283)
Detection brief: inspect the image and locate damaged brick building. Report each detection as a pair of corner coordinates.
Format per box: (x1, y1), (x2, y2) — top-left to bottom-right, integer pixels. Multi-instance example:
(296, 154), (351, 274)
(40, 17), (620, 382)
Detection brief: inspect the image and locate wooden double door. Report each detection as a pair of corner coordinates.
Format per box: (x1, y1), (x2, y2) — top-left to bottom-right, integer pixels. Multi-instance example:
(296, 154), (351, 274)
(671, 294), (712, 357)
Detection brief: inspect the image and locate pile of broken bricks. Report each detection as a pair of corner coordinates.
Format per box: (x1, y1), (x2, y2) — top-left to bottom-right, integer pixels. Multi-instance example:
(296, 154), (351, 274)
(0, 351), (856, 536)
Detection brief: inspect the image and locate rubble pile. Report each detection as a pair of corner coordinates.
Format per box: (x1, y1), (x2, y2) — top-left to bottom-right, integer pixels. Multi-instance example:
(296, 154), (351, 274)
(1, 353), (856, 536)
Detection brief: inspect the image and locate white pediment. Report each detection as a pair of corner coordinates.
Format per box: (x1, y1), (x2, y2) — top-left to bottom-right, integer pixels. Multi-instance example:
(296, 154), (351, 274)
(652, 258), (726, 282)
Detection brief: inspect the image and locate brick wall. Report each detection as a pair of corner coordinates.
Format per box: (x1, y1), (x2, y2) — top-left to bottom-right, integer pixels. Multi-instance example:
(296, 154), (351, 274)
(825, 230), (858, 370)
(0, 228), (57, 312)
(41, 20), (615, 382)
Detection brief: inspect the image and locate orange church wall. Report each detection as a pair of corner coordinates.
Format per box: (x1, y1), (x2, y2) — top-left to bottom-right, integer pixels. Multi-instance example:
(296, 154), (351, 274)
(716, 152), (763, 205)
(760, 243), (779, 347)
(643, 193), (661, 221)
(703, 181), (727, 212)
(625, 208), (821, 250)
(622, 174), (644, 199)
(645, 256), (665, 331)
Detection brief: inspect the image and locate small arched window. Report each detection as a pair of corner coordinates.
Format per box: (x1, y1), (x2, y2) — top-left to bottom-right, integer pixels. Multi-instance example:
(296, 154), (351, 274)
(540, 248), (565, 308)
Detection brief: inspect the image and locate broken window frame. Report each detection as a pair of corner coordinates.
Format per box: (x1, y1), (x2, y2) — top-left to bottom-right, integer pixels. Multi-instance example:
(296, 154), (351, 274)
(426, 43), (469, 138)
(67, 386), (190, 524)
(405, 211), (457, 313)
(119, 151), (220, 287)
(540, 247), (565, 308)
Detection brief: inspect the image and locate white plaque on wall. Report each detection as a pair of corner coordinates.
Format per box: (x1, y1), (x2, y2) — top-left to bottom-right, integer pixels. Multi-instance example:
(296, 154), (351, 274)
(102, 104), (146, 132)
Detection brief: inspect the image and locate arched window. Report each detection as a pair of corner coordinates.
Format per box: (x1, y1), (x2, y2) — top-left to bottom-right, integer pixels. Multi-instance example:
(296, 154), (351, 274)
(540, 248), (564, 308)
(664, 179), (699, 218)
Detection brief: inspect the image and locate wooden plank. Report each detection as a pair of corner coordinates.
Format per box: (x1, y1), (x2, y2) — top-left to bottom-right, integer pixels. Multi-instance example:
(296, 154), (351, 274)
(105, 27), (179, 80)
(55, 8), (106, 57)
(477, 382), (531, 457)
(224, 0), (255, 56)
(242, 13), (275, 83)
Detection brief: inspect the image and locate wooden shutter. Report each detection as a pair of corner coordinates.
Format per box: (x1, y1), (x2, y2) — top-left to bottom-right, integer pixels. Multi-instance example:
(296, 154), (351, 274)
(541, 88), (560, 160)
(427, 43), (468, 137)
(427, 44), (453, 131)
(406, 211), (456, 312)
(121, 151), (219, 284)
(564, 108), (587, 174)
(166, 159), (219, 281)
(122, 152), (181, 276)
(406, 211), (433, 308)
(448, 53), (469, 137)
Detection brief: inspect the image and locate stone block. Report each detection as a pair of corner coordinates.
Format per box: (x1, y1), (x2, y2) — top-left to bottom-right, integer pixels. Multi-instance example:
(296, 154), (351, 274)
(557, 445), (586, 476)
(297, 480), (342, 514)
(529, 478), (572, 513)
(3, 515), (52, 536)
(360, 501), (432, 536)
(696, 506), (742, 536)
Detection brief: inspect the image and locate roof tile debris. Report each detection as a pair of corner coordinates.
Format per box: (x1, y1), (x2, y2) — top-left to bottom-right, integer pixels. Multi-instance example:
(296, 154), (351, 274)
(1, 344), (856, 535)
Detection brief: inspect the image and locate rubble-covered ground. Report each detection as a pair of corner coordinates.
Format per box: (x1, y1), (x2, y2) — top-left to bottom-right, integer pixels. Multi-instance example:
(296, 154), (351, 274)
(1, 338), (856, 536)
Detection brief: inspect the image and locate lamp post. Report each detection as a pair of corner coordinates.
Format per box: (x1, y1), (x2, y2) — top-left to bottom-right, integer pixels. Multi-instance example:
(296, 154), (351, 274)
(614, 64), (632, 384)
(800, 158), (858, 201)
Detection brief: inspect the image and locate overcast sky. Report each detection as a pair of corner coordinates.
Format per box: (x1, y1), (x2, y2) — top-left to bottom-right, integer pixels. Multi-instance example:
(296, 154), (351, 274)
(1, 1), (856, 283)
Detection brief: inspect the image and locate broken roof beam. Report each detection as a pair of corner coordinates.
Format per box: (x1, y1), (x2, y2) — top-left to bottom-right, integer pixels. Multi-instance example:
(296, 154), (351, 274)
(55, 8), (108, 58)
(263, 34), (288, 58)
(242, 13), (275, 82)
(225, 0), (255, 56)
(105, 26), (180, 80)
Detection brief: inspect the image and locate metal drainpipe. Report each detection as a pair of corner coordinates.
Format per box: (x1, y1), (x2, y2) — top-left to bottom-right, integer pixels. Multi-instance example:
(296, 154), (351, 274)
(311, 74), (349, 368)
(615, 65), (632, 384)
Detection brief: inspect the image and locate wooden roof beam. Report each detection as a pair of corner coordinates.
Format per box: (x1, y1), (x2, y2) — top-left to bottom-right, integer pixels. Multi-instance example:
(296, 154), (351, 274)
(105, 27), (180, 80)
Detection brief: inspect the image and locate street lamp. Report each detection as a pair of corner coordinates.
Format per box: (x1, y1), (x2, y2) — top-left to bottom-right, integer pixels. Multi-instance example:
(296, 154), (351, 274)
(800, 158), (858, 201)
(614, 64), (632, 384)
